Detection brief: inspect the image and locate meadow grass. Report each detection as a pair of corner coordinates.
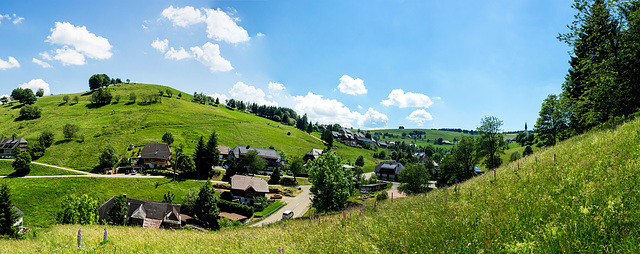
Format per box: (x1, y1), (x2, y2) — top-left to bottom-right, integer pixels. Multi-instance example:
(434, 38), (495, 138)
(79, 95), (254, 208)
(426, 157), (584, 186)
(0, 160), (83, 176)
(3, 113), (639, 252)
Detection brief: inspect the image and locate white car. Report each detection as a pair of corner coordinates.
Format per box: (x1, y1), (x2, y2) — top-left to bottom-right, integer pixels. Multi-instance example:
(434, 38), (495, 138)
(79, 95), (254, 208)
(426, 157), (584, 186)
(282, 210), (294, 220)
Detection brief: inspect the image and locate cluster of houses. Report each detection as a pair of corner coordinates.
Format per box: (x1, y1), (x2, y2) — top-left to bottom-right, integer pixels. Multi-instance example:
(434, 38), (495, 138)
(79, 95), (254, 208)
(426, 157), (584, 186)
(0, 137), (28, 159)
(327, 127), (392, 149)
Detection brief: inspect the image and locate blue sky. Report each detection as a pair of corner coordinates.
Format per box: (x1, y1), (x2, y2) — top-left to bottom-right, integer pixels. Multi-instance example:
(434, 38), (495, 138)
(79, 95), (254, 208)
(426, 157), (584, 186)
(0, 0), (574, 131)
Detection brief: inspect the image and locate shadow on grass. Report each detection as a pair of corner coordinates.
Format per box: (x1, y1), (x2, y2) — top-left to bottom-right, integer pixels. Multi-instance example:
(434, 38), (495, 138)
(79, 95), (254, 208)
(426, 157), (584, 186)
(53, 139), (74, 146)
(85, 103), (109, 109)
(10, 104), (24, 110)
(58, 102), (68, 106)
(7, 169), (29, 177)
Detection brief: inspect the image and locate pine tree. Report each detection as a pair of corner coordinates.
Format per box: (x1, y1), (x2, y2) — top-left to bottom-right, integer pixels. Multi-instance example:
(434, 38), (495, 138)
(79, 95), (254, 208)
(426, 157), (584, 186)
(194, 181), (220, 230)
(0, 183), (19, 238)
(194, 136), (208, 177)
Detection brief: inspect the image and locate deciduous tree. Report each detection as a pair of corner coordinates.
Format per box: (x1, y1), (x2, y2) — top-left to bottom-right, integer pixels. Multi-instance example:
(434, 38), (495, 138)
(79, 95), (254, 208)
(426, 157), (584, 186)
(107, 195), (128, 225)
(308, 152), (353, 211)
(476, 116), (506, 170)
(398, 163), (433, 195)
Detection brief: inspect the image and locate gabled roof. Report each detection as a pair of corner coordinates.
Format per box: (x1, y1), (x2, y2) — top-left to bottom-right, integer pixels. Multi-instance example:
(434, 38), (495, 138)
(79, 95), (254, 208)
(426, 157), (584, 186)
(140, 143), (172, 160)
(217, 145), (231, 156)
(374, 161), (405, 175)
(305, 148), (323, 157)
(0, 137), (27, 150)
(230, 175), (269, 193)
(231, 146), (280, 161)
(98, 196), (181, 228)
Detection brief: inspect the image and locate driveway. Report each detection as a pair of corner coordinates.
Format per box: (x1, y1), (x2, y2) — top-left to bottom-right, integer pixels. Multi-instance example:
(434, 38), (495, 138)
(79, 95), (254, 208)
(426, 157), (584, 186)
(251, 185), (312, 227)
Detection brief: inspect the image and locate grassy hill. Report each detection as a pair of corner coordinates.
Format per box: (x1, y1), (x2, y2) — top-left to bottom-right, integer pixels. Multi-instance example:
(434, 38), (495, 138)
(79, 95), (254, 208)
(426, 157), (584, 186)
(0, 83), (324, 171)
(3, 110), (639, 252)
(370, 128), (467, 150)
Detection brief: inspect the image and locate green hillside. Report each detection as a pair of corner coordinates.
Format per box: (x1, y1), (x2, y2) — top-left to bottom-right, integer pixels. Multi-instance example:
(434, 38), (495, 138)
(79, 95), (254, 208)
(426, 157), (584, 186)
(4, 110), (639, 252)
(0, 83), (324, 171)
(372, 128), (468, 149)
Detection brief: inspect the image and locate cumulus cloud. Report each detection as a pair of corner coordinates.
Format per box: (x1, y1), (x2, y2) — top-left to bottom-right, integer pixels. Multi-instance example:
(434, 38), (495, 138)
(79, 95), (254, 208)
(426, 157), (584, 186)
(406, 109), (434, 126)
(32, 58), (52, 68)
(13, 17), (24, 24)
(268, 82), (285, 91)
(293, 92), (361, 127)
(207, 93), (229, 104)
(337, 75), (367, 95)
(229, 82), (277, 106)
(203, 8), (250, 43)
(151, 38), (169, 52)
(0, 56), (20, 70)
(160, 6), (250, 44)
(53, 47), (85, 66)
(358, 108), (388, 129)
(190, 42), (233, 72)
(46, 22), (112, 65)
(161, 5), (205, 27)
(19, 79), (51, 96)
(381, 89), (434, 108)
(165, 47), (192, 60)
(0, 14), (23, 25)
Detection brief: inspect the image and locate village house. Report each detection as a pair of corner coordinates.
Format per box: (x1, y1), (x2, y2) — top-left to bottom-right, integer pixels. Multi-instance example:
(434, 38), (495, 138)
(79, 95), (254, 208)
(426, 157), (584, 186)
(97, 195), (181, 229)
(139, 143), (172, 168)
(0, 137), (28, 159)
(217, 145), (231, 161)
(374, 161), (405, 181)
(230, 175), (269, 205)
(229, 145), (283, 170)
(303, 148), (323, 162)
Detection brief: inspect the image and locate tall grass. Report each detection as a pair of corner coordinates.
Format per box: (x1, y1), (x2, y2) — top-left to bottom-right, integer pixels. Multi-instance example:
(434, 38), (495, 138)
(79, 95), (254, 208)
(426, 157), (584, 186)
(3, 114), (640, 252)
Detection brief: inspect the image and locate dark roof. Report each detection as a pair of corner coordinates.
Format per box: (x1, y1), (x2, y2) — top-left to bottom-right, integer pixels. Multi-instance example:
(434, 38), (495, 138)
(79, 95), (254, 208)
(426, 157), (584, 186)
(98, 196), (181, 227)
(231, 146), (280, 161)
(374, 161), (405, 175)
(231, 175), (269, 193)
(140, 143), (172, 160)
(0, 137), (27, 150)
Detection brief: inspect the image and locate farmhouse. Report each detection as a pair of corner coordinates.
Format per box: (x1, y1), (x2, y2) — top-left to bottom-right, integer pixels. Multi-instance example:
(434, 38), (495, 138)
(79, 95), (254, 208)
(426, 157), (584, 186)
(229, 145), (283, 170)
(303, 148), (323, 162)
(98, 195), (181, 229)
(0, 137), (27, 159)
(230, 175), (269, 200)
(139, 143), (172, 168)
(374, 161), (405, 181)
(217, 145), (231, 160)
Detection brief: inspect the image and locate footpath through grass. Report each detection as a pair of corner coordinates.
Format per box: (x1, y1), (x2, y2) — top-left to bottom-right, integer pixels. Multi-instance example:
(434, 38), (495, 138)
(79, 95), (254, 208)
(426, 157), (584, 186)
(0, 160), (83, 176)
(4, 113), (640, 252)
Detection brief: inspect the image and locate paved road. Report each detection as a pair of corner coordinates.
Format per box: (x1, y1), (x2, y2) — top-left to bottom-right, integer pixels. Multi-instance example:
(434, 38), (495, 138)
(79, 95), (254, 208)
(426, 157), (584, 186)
(251, 185), (312, 227)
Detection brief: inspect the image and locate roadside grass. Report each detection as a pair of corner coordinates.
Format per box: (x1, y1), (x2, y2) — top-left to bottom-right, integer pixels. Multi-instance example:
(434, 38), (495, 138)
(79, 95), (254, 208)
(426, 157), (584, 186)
(0, 160), (83, 176)
(254, 201), (285, 217)
(4, 114), (640, 252)
(1, 177), (206, 228)
(0, 83), (323, 171)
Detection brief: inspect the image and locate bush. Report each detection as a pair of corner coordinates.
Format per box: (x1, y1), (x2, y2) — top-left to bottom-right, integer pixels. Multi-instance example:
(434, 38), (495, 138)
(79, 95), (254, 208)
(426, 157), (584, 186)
(217, 199), (254, 217)
(220, 191), (233, 201)
(376, 191), (388, 201)
(253, 196), (270, 212)
(218, 217), (242, 228)
(90, 87), (112, 105)
(509, 151), (522, 162)
(19, 104), (42, 120)
(56, 194), (99, 225)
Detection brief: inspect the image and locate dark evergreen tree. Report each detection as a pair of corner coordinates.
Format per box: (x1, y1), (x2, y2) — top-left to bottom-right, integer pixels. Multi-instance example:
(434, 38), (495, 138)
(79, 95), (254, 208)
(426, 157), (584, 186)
(194, 181), (220, 230)
(107, 195), (128, 225)
(0, 183), (19, 238)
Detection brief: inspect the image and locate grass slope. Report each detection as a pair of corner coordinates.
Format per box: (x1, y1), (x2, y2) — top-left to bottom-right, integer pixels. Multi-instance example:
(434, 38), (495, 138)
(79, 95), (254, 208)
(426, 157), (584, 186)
(0, 83), (322, 171)
(0, 160), (83, 176)
(4, 115), (640, 252)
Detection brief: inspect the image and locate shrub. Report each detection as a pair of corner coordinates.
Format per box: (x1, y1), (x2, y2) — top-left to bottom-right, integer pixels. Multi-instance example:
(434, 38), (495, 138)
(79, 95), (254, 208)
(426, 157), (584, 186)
(19, 104), (42, 120)
(56, 194), (99, 225)
(217, 199), (254, 217)
(376, 191), (388, 201)
(253, 196), (270, 212)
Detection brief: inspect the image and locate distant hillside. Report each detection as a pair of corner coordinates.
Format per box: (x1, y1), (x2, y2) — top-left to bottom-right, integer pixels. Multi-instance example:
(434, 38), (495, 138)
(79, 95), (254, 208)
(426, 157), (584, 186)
(0, 83), (323, 171)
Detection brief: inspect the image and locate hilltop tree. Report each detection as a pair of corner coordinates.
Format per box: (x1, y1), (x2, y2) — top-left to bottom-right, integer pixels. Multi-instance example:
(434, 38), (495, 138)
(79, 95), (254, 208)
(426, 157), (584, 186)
(0, 183), (20, 238)
(116, 78), (122, 84)
(89, 74), (111, 91)
(308, 152), (354, 211)
(36, 88), (44, 97)
(476, 116), (506, 170)
(11, 88), (36, 105)
(63, 95), (69, 103)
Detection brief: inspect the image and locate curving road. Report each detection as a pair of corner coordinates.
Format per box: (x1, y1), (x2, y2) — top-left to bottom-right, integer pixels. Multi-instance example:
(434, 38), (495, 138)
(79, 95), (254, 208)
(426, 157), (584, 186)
(251, 185), (312, 227)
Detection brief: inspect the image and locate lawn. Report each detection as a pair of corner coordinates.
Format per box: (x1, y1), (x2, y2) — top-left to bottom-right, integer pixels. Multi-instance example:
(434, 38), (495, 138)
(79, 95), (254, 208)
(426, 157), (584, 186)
(0, 160), (83, 176)
(254, 201), (285, 217)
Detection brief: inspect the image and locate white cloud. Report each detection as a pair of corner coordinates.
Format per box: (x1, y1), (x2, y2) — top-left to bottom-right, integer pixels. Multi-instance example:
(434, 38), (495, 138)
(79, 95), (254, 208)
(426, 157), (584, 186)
(32, 58), (52, 68)
(229, 82), (277, 106)
(256, 32), (265, 37)
(40, 52), (52, 60)
(406, 109), (434, 126)
(293, 92), (361, 127)
(19, 79), (51, 96)
(53, 47), (85, 66)
(204, 8), (250, 44)
(358, 108), (388, 129)
(0, 56), (20, 70)
(207, 93), (229, 104)
(358, 105), (363, 109)
(165, 47), (192, 60)
(13, 17), (24, 24)
(161, 5), (205, 27)
(151, 38), (169, 52)
(337, 75), (367, 95)
(381, 89), (434, 108)
(268, 82), (285, 91)
(190, 42), (233, 72)
(46, 22), (112, 65)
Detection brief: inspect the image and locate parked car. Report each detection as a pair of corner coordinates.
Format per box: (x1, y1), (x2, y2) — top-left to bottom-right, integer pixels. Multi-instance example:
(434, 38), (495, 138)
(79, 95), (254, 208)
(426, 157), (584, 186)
(282, 210), (294, 220)
(271, 194), (283, 199)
